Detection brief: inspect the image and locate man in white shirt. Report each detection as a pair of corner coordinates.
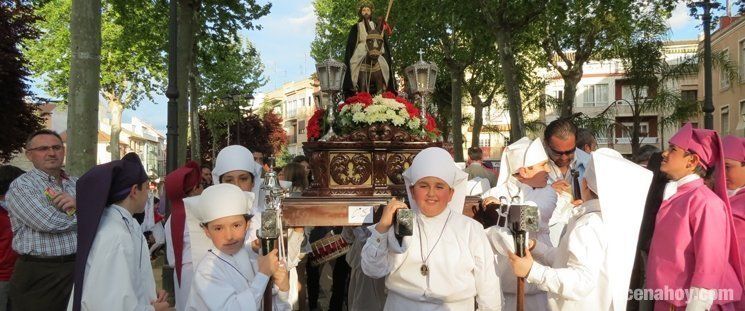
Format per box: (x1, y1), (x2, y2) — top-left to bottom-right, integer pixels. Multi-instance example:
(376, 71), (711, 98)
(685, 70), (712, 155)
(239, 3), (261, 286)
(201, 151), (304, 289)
(543, 118), (589, 246)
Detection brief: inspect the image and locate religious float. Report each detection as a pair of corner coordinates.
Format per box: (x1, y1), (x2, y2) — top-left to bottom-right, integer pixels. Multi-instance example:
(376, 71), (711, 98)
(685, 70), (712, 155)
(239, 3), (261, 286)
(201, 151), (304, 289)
(279, 58), (494, 230)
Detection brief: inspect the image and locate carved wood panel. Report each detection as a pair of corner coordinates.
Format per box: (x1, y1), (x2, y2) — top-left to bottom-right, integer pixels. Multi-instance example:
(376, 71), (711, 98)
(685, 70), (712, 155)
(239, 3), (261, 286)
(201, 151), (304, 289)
(329, 153), (372, 185)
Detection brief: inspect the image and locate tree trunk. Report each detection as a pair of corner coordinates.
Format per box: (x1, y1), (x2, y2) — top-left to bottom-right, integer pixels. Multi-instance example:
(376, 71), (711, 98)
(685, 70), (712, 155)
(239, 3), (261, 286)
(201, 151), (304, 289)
(631, 108), (641, 157)
(448, 67), (465, 162)
(470, 89), (484, 148)
(109, 100), (123, 160)
(495, 29), (524, 142)
(560, 67), (582, 118)
(177, 0), (195, 166)
(66, 0), (101, 175)
(189, 39), (201, 162)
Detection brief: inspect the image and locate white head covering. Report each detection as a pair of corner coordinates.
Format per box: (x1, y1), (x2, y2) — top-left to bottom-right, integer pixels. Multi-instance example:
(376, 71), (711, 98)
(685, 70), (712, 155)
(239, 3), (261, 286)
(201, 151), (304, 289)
(184, 183), (255, 264)
(495, 137), (549, 192)
(401, 147), (468, 214)
(212, 145), (265, 212)
(582, 148), (652, 310)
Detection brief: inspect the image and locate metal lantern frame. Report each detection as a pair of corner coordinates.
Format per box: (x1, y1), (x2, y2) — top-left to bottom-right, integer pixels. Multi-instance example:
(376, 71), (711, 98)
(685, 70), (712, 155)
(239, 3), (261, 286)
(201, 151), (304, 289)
(405, 51), (439, 124)
(315, 57), (347, 141)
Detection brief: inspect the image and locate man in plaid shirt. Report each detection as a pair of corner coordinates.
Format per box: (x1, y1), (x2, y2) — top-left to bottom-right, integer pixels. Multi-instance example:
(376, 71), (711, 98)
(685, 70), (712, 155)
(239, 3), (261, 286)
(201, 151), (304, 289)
(5, 130), (78, 310)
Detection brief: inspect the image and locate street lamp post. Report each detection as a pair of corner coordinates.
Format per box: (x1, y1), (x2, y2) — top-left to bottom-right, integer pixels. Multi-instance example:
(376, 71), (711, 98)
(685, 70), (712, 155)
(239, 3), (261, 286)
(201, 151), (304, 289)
(163, 0), (179, 303)
(690, 0), (720, 130)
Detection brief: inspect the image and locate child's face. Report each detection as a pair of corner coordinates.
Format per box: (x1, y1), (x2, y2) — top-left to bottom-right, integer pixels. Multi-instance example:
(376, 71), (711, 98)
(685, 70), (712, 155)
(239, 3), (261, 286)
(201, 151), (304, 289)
(724, 159), (745, 190)
(516, 161), (549, 188)
(661, 145), (697, 180)
(410, 176), (454, 217)
(203, 215), (249, 255)
(221, 170), (254, 192)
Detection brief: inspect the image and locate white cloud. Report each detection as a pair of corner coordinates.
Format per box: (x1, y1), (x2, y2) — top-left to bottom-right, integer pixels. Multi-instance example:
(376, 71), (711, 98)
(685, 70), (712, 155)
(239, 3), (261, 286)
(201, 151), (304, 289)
(667, 2), (694, 30)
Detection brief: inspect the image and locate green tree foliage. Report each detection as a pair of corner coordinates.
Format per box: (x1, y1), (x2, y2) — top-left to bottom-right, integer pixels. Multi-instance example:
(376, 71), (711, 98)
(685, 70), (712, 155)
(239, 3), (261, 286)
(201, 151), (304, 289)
(175, 0), (270, 164)
(0, 0), (44, 162)
(26, 0), (167, 160)
(543, 0), (677, 118)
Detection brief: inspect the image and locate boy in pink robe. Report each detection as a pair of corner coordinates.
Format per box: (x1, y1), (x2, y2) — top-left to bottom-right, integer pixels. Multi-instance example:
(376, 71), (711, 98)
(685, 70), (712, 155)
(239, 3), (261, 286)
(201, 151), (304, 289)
(723, 134), (745, 311)
(646, 124), (743, 310)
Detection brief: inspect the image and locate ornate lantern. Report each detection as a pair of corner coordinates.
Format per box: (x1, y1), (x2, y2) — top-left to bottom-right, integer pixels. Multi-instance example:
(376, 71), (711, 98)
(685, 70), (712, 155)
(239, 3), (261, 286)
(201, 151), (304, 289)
(405, 50), (438, 122)
(315, 57), (347, 141)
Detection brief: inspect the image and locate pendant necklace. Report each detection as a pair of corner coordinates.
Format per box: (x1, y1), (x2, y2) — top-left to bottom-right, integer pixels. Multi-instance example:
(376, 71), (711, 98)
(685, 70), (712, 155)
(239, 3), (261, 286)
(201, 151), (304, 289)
(417, 210), (452, 276)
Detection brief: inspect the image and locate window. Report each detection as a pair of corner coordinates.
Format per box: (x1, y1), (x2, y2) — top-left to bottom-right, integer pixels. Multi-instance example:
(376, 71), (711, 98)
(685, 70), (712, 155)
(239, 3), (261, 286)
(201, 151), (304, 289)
(582, 84), (609, 107)
(681, 90), (697, 103)
(740, 40), (745, 80)
(722, 106), (730, 135)
(479, 134), (491, 148)
(298, 120), (306, 134)
(721, 50), (731, 89)
(554, 90), (563, 102)
(622, 85), (648, 102)
(620, 122), (650, 138)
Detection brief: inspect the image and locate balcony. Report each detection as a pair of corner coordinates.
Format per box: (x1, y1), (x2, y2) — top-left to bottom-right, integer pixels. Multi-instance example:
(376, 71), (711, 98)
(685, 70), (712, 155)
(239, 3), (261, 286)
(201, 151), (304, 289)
(597, 137), (659, 145)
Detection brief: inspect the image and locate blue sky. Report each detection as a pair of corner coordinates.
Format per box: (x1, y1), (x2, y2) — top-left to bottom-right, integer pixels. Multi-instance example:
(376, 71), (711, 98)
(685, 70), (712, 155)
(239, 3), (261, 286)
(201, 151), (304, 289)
(35, 1), (719, 133)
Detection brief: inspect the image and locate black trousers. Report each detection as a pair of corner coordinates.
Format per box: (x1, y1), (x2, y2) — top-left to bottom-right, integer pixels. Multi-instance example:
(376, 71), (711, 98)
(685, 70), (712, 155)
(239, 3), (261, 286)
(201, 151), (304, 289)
(8, 256), (74, 311)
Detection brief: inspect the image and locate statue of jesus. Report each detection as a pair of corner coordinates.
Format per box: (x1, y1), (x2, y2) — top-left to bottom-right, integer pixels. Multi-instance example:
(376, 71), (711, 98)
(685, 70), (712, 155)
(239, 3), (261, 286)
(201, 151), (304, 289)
(343, 0), (396, 97)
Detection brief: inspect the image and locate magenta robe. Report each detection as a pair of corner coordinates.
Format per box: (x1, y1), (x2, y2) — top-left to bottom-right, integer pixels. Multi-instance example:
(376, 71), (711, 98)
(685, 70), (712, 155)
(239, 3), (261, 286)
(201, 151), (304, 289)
(732, 189), (745, 311)
(647, 179), (743, 310)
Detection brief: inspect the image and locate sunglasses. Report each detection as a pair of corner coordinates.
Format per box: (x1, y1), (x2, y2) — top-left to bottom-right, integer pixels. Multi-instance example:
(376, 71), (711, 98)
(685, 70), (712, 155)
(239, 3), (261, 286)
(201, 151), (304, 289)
(27, 145), (63, 152)
(548, 146), (575, 156)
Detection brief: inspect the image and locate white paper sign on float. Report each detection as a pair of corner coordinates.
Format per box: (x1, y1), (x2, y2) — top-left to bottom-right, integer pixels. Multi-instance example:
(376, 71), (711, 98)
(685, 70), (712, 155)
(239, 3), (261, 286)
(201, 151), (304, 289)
(348, 205), (374, 224)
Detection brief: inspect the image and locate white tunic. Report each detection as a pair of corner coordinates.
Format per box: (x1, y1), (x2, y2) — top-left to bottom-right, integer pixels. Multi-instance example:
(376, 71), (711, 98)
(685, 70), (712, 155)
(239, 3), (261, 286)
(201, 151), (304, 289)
(526, 199), (610, 311)
(68, 204), (156, 311)
(361, 210), (502, 310)
(482, 181), (556, 311)
(186, 247), (291, 311)
(165, 218), (193, 311)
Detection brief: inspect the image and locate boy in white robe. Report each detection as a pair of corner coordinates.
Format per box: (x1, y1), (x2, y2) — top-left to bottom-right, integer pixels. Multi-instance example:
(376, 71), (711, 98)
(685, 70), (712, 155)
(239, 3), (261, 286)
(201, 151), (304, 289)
(208, 145), (304, 306)
(505, 148), (652, 310)
(69, 153), (169, 311)
(185, 183), (291, 310)
(482, 137), (556, 311)
(361, 147), (502, 310)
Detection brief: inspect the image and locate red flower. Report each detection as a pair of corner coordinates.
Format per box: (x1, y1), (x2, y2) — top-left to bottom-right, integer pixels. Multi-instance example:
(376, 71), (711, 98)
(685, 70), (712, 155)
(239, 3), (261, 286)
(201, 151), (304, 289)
(307, 108), (325, 140)
(381, 91), (397, 99)
(425, 113), (439, 134)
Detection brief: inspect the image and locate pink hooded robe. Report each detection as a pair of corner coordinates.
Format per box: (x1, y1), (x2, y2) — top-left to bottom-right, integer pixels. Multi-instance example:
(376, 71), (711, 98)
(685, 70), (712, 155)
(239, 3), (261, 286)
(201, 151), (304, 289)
(646, 124), (744, 310)
(723, 135), (745, 305)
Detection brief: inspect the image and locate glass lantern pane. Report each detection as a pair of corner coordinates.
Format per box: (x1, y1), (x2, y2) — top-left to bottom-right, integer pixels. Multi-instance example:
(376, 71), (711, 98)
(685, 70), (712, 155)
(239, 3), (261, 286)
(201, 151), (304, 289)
(428, 68), (438, 91)
(318, 67), (329, 90)
(416, 68), (428, 92)
(405, 68), (418, 93)
(330, 67), (340, 90)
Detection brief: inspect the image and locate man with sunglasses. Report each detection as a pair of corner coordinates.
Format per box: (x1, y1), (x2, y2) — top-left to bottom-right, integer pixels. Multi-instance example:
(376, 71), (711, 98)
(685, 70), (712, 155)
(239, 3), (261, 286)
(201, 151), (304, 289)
(543, 118), (590, 246)
(5, 129), (79, 310)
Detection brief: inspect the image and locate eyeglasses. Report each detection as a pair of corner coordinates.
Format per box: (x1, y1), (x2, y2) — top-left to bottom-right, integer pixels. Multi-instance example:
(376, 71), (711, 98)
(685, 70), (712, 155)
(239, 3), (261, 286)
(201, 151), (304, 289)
(27, 145), (63, 152)
(548, 146), (575, 156)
